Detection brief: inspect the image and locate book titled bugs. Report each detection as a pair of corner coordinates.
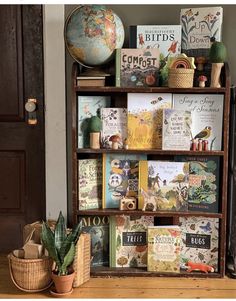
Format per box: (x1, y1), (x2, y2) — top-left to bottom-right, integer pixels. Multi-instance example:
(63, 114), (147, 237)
(116, 48), (160, 87)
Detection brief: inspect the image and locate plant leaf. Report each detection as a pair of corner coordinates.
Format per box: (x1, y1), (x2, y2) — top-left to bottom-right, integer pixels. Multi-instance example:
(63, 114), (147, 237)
(54, 211), (67, 255)
(60, 242), (75, 275)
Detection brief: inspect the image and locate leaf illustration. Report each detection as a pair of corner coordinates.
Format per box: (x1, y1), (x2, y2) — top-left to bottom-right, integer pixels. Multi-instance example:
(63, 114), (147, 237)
(188, 25), (196, 34)
(198, 252), (205, 261)
(200, 20), (210, 32)
(210, 18), (218, 30)
(116, 234), (121, 251)
(188, 16), (195, 23)
(212, 28), (219, 38)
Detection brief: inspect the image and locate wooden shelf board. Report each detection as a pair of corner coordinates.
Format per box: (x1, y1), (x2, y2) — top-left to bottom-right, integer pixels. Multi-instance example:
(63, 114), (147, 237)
(76, 148), (225, 156)
(77, 209), (222, 218)
(75, 86), (226, 94)
(91, 266), (221, 278)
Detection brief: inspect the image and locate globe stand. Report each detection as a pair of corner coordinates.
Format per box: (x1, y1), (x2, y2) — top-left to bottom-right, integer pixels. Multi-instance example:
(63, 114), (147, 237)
(80, 67), (110, 77)
(77, 66), (111, 87)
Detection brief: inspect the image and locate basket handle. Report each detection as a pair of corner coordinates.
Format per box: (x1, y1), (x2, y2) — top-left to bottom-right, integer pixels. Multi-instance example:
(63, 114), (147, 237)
(7, 254), (53, 293)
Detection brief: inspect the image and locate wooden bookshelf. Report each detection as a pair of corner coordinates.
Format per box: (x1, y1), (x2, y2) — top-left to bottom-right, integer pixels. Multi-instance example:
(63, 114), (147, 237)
(70, 62), (230, 278)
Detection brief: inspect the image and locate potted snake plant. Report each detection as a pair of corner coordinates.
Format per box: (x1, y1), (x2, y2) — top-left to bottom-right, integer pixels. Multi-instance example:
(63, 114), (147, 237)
(41, 211), (82, 295)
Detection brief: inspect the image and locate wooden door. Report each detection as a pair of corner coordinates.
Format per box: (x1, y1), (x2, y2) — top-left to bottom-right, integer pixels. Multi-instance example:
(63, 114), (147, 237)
(0, 5), (45, 252)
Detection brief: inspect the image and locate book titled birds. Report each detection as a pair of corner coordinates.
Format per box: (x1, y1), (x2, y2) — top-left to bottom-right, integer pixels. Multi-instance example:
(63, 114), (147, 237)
(110, 215), (154, 268)
(103, 153), (146, 208)
(79, 215), (110, 267)
(162, 109), (192, 150)
(115, 48), (160, 87)
(139, 161), (189, 211)
(100, 108), (127, 149)
(180, 7), (223, 57)
(77, 96), (111, 148)
(175, 156), (220, 213)
(173, 94), (224, 150)
(127, 93), (172, 149)
(78, 159), (102, 210)
(179, 216), (219, 272)
(147, 226), (181, 273)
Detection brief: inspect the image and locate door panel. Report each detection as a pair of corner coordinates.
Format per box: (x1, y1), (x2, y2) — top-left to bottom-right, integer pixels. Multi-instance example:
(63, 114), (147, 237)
(0, 5), (45, 252)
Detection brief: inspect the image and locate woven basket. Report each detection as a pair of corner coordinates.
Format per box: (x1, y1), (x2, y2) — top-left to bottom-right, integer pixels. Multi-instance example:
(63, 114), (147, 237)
(168, 68), (194, 88)
(8, 252), (53, 292)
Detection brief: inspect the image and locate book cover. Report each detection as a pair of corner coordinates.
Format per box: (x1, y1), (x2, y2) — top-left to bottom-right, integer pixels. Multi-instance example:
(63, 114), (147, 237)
(129, 25), (181, 65)
(79, 215), (110, 267)
(175, 156), (220, 213)
(116, 48), (160, 87)
(180, 7), (223, 57)
(110, 215), (154, 268)
(162, 109), (192, 151)
(179, 216), (219, 272)
(173, 94), (224, 151)
(78, 159), (102, 210)
(100, 108), (127, 149)
(77, 96), (111, 148)
(103, 153), (146, 209)
(139, 160), (189, 211)
(147, 226), (181, 273)
(127, 93), (172, 149)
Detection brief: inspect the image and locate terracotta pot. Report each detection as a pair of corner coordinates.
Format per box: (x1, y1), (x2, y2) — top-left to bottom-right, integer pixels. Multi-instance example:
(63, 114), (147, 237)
(51, 271), (75, 294)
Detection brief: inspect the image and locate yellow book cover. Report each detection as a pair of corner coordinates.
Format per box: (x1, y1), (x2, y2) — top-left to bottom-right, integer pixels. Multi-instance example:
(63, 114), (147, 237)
(148, 226), (181, 273)
(127, 93), (172, 149)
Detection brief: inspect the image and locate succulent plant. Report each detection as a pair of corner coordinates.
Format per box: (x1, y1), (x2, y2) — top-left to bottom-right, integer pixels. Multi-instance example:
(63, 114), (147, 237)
(88, 115), (102, 133)
(41, 211), (82, 276)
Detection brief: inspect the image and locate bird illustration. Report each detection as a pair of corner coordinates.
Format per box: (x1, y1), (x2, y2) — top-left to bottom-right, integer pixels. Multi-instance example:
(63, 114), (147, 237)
(194, 126), (212, 140)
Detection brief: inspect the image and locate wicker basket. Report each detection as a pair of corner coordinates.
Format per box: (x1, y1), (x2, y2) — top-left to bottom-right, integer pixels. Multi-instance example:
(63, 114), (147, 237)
(168, 68), (194, 88)
(8, 252), (53, 292)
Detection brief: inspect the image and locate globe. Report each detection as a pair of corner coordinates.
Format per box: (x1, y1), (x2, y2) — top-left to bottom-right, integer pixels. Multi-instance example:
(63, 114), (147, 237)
(64, 5), (125, 67)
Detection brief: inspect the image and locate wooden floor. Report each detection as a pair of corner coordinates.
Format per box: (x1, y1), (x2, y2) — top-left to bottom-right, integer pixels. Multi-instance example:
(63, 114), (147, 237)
(2, 254), (236, 299)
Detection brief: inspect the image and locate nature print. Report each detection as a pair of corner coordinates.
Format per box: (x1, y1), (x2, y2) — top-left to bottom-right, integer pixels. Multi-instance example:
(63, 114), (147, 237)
(127, 93), (172, 149)
(114, 215), (154, 267)
(181, 7), (222, 50)
(145, 161), (189, 211)
(179, 217), (219, 272)
(148, 227), (181, 273)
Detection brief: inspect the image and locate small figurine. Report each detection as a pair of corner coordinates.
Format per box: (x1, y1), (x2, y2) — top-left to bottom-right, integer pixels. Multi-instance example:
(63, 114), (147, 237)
(198, 75), (207, 87)
(109, 134), (121, 150)
(123, 138), (129, 150)
(195, 56), (207, 71)
(88, 116), (102, 149)
(186, 261), (214, 273)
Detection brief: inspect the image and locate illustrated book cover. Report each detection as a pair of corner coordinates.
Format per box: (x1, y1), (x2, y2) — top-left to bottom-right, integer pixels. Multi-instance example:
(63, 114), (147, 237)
(175, 156), (220, 213)
(180, 7), (223, 57)
(79, 215), (110, 267)
(115, 48), (160, 87)
(139, 160), (189, 211)
(110, 215), (154, 268)
(147, 226), (181, 273)
(100, 108), (127, 149)
(179, 216), (219, 272)
(127, 93), (172, 149)
(103, 153), (146, 209)
(162, 109), (192, 151)
(78, 159), (102, 210)
(173, 94), (224, 151)
(77, 95), (111, 148)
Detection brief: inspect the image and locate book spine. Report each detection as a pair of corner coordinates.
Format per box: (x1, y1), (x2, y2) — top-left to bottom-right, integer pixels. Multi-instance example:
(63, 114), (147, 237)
(138, 160), (148, 210)
(129, 25), (137, 48)
(109, 216), (116, 267)
(115, 48), (121, 87)
(102, 154), (106, 208)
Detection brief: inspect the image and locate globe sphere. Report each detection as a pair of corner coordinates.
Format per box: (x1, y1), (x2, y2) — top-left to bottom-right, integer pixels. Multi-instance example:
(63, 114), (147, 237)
(64, 5), (125, 67)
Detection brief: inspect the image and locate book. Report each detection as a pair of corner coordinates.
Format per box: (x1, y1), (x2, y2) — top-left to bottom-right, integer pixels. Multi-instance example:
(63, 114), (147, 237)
(127, 93), (172, 149)
(175, 156), (220, 213)
(180, 7), (223, 57)
(103, 153), (146, 209)
(139, 160), (189, 211)
(129, 25), (181, 64)
(110, 215), (154, 268)
(76, 76), (105, 87)
(100, 108), (127, 149)
(147, 226), (181, 273)
(115, 48), (160, 87)
(79, 215), (110, 267)
(179, 216), (219, 272)
(173, 94), (224, 151)
(77, 96), (111, 148)
(162, 108), (192, 150)
(78, 159), (102, 210)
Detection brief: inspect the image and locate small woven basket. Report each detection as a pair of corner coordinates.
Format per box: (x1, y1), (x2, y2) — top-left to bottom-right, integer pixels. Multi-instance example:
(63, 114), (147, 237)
(8, 252), (53, 292)
(168, 68), (194, 88)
